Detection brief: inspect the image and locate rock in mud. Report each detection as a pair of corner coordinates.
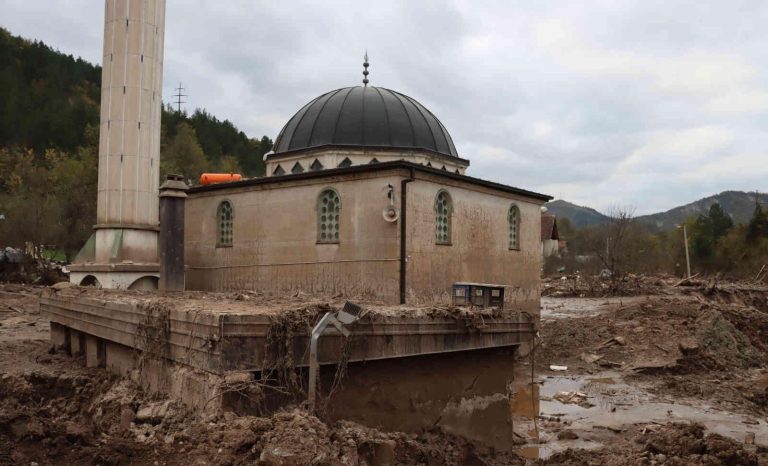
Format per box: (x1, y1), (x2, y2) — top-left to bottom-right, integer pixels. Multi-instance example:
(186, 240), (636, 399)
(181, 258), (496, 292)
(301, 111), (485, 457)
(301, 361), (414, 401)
(557, 430), (579, 440)
(135, 401), (171, 424)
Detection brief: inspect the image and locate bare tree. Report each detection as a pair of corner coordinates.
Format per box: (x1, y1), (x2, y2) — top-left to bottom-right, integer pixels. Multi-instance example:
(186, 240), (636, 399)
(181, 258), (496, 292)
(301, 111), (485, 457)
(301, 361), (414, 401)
(596, 207), (636, 289)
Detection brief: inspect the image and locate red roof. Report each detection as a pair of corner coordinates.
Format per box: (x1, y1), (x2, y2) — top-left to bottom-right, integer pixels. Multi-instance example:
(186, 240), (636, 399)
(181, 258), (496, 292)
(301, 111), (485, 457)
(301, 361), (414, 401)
(541, 213), (559, 240)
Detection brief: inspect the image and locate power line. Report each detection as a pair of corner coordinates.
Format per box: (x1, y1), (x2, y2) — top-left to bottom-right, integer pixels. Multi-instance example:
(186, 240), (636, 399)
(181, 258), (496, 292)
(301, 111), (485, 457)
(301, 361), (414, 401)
(172, 82), (187, 113)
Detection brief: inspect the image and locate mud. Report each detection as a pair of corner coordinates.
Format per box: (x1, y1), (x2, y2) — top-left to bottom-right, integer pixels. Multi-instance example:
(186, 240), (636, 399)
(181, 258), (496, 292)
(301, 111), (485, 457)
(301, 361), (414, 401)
(1, 285), (528, 465)
(3, 281), (768, 464)
(48, 285), (514, 320)
(534, 280), (768, 464)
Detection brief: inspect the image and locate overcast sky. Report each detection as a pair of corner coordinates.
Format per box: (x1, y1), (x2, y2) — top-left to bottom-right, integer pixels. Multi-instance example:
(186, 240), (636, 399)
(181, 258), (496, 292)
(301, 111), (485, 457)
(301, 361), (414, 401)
(3, 0), (767, 214)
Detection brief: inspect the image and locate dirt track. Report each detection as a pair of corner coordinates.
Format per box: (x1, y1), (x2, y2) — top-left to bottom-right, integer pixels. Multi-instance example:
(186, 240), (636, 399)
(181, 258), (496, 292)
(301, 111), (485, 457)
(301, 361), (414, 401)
(1, 281), (767, 465)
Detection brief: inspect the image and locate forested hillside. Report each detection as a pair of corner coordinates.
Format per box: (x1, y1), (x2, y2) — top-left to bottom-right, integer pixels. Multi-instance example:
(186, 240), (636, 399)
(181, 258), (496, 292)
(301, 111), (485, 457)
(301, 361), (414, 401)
(0, 27), (271, 258)
(547, 191), (768, 232)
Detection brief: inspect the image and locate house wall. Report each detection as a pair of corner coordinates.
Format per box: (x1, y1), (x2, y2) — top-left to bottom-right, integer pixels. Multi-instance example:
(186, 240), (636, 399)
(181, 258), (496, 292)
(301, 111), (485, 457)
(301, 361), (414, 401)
(185, 170), (403, 302)
(542, 238), (559, 258)
(405, 173), (544, 313)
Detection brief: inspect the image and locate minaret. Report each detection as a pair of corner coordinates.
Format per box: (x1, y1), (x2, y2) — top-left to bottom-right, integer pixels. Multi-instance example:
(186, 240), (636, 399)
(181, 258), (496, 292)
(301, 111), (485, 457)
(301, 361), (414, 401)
(69, 0), (166, 289)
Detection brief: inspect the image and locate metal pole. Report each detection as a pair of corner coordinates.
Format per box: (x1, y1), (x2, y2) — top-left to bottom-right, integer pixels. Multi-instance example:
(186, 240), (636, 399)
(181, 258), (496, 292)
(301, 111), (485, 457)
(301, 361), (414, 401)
(683, 224), (691, 279)
(308, 313), (334, 412)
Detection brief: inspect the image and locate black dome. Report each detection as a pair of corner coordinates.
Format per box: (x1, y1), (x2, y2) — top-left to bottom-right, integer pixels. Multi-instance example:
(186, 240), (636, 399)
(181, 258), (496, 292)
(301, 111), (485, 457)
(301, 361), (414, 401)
(273, 86), (459, 158)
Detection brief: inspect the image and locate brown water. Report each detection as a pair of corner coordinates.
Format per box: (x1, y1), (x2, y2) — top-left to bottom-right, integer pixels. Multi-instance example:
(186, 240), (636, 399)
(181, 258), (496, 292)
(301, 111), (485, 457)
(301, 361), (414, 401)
(328, 349), (767, 460)
(540, 295), (651, 320)
(525, 371), (768, 458)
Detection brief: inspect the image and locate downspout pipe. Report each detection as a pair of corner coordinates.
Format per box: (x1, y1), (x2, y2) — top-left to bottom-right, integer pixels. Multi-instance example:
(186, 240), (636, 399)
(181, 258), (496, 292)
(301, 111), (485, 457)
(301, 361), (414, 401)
(399, 167), (416, 304)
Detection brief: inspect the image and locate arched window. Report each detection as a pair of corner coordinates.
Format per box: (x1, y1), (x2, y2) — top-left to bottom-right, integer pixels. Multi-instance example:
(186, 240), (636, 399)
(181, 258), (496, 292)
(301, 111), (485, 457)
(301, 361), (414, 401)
(435, 190), (452, 244)
(217, 200), (234, 247)
(317, 189), (341, 243)
(508, 204), (520, 250)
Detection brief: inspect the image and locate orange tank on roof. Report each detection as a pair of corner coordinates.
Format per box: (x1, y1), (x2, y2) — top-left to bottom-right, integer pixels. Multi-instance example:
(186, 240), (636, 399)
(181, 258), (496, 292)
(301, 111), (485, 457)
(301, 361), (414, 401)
(199, 173), (242, 185)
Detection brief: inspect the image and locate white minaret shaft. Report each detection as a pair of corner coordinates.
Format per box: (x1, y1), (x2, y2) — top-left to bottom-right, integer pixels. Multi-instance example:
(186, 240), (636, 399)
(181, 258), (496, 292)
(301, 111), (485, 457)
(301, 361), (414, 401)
(90, 0), (165, 268)
(98, 0), (165, 228)
(70, 0), (165, 288)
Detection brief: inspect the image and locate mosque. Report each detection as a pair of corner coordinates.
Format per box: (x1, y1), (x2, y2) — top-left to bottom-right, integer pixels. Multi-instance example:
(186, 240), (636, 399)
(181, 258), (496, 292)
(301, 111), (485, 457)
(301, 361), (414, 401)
(182, 59), (551, 308)
(68, 0), (550, 310)
(54, 1), (545, 437)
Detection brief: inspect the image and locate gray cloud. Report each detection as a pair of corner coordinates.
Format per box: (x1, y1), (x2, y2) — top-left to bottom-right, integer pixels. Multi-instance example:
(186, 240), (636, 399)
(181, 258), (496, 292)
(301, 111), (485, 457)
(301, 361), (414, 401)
(2, 0), (767, 214)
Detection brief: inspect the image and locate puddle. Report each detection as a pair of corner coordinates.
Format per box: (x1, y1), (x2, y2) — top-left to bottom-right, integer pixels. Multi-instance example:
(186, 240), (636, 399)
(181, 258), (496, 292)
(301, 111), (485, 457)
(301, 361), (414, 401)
(530, 371), (768, 458)
(329, 348), (766, 461)
(540, 296), (650, 320)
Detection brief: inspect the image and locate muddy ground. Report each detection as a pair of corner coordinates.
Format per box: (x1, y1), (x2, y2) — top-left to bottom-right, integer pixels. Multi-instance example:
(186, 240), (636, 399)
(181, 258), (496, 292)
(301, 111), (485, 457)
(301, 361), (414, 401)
(1, 281), (767, 465)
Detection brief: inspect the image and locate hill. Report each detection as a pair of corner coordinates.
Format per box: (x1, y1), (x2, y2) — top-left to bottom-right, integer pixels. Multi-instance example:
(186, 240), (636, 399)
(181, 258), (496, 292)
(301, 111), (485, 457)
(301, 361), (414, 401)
(546, 191), (768, 231)
(0, 27), (270, 176)
(0, 27), (272, 258)
(545, 199), (608, 228)
(636, 191), (768, 231)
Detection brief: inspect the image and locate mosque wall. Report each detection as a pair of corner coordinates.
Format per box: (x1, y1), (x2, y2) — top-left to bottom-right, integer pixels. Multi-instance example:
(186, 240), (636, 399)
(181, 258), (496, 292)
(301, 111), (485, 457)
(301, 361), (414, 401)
(404, 173), (544, 314)
(184, 171), (403, 301)
(266, 148), (468, 177)
(184, 165), (545, 311)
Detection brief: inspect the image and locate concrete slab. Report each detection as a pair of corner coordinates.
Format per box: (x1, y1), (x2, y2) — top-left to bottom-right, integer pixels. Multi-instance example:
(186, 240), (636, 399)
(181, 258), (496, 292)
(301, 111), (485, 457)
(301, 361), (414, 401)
(41, 288), (536, 375)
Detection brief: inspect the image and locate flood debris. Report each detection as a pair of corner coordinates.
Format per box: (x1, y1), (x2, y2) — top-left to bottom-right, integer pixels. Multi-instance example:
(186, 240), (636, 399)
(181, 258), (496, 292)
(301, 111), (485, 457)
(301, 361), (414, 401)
(579, 352), (603, 364)
(553, 391), (592, 408)
(3, 277), (768, 464)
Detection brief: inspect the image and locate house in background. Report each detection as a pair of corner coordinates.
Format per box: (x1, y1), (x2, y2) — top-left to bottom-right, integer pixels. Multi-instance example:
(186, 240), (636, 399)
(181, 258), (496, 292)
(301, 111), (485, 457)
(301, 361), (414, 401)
(541, 212), (562, 258)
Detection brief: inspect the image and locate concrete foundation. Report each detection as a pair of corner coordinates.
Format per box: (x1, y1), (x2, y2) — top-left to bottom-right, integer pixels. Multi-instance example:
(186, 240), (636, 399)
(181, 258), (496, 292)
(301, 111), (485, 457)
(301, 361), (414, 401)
(70, 329), (85, 356)
(85, 334), (105, 368)
(50, 322), (68, 352)
(69, 265), (159, 290)
(42, 288), (537, 444)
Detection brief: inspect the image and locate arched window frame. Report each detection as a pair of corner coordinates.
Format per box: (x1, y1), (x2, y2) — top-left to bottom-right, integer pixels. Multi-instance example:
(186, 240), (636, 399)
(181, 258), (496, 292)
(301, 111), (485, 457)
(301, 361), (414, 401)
(435, 189), (453, 245)
(216, 199), (234, 248)
(508, 204), (521, 250)
(317, 188), (342, 244)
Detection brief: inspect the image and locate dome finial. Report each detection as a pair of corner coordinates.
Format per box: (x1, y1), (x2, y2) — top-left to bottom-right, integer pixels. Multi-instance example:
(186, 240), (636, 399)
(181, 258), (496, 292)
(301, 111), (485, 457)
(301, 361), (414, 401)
(362, 50), (370, 86)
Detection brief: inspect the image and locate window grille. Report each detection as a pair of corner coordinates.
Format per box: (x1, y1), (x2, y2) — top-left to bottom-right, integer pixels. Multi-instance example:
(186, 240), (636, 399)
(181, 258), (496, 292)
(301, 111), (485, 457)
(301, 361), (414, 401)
(217, 201), (233, 247)
(318, 189), (341, 243)
(435, 190), (452, 244)
(509, 204), (520, 250)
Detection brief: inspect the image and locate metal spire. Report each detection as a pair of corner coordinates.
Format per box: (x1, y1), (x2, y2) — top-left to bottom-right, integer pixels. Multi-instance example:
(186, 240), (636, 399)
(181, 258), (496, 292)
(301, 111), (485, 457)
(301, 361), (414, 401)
(362, 51), (370, 86)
